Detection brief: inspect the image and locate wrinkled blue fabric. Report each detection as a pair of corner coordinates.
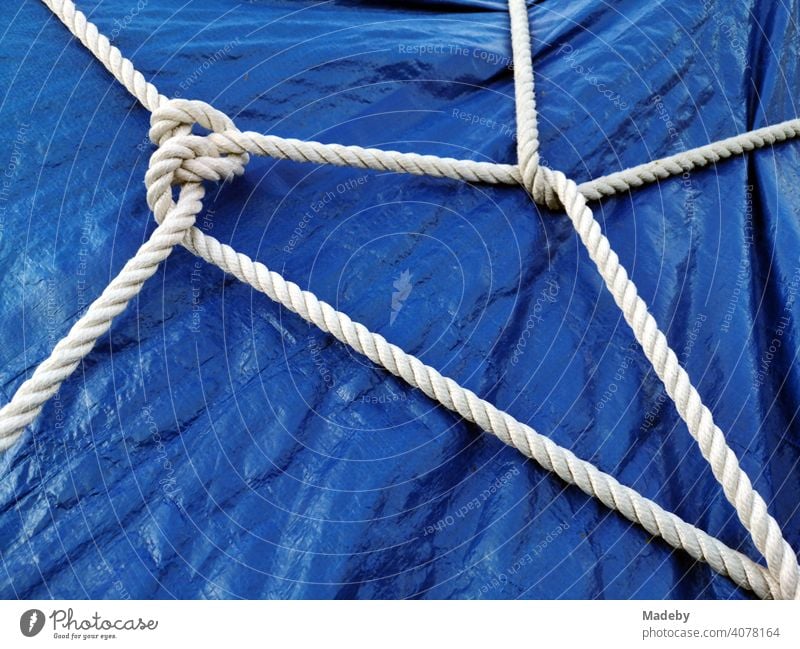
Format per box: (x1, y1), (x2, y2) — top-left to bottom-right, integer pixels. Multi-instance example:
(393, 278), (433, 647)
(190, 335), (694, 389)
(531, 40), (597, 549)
(1, 0), (798, 600)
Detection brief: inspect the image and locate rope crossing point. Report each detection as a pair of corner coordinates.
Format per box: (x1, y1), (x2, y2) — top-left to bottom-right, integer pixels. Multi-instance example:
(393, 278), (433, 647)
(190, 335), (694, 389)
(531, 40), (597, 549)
(1, 0), (798, 599)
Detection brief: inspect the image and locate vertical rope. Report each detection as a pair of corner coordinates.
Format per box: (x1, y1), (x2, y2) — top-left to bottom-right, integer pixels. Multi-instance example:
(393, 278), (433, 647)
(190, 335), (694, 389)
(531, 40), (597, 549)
(509, 0), (541, 190)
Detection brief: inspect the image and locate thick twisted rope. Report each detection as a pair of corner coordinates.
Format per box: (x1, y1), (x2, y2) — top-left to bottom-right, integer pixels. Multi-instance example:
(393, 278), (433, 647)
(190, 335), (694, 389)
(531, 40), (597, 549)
(508, 0), (547, 204)
(1, 81), (782, 596)
(536, 172), (799, 600)
(152, 102), (520, 184)
(1, 0), (795, 598)
(181, 218), (781, 600)
(41, 0), (166, 112)
(578, 118), (800, 201)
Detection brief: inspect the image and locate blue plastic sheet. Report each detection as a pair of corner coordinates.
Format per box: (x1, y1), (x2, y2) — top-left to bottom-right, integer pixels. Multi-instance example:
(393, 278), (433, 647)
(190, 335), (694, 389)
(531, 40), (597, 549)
(1, 0), (799, 599)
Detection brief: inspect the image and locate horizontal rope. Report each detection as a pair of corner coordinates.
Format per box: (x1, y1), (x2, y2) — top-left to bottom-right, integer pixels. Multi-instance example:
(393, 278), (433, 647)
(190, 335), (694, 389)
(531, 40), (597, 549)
(153, 93), (800, 597)
(578, 117), (800, 201)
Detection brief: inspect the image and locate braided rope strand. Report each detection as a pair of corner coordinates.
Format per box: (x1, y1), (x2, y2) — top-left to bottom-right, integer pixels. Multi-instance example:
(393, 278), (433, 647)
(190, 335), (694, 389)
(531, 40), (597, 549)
(40, 0), (800, 200)
(41, 0), (166, 112)
(577, 118), (800, 201)
(145, 98), (800, 597)
(3, 93), (781, 596)
(509, 0), (541, 190)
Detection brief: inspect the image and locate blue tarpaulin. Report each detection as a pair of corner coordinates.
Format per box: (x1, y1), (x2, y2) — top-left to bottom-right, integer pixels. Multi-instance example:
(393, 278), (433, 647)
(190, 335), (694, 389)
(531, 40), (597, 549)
(1, 0), (799, 599)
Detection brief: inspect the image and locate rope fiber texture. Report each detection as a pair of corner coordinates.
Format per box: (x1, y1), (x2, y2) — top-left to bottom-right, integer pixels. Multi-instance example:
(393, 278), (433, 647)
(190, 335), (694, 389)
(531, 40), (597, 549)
(2, 0), (797, 599)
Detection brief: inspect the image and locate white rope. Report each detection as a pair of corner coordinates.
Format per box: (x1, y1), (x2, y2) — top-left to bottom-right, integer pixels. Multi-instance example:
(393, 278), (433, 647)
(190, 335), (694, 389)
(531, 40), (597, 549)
(151, 104), (520, 184)
(183, 215), (782, 600)
(2, 0), (796, 598)
(508, 0), (545, 201)
(0, 103), (250, 450)
(577, 117), (800, 201)
(41, 0), (166, 112)
(0, 183), (205, 451)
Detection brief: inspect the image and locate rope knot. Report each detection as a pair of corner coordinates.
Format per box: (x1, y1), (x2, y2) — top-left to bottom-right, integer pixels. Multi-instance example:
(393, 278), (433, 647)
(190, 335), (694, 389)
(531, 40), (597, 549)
(149, 98), (240, 145)
(145, 98), (250, 223)
(519, 152), (562, 210)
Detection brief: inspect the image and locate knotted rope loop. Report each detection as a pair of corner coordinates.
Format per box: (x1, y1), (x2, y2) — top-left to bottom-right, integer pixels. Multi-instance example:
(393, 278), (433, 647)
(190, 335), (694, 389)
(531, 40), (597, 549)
(149, 98), (241, 145)
(146, 99), (249, 224)
(518, 152), (562, 210)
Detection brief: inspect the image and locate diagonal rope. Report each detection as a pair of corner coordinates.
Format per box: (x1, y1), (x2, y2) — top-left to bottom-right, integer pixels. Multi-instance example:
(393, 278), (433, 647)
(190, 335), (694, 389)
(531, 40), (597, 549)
(577, 117), (800, 201)
(0, 183), (206, 451)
